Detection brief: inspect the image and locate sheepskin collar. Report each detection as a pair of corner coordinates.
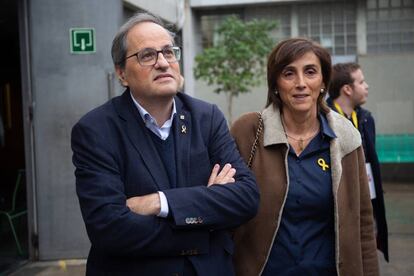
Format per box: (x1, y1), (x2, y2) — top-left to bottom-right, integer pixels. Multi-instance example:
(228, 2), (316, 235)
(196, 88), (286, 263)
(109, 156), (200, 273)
(261, 104), (361, 157)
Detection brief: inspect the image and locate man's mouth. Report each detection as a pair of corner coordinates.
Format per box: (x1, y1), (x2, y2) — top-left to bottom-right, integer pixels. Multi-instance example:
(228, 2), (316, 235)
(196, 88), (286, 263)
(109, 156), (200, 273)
(154, 74), (173, 81)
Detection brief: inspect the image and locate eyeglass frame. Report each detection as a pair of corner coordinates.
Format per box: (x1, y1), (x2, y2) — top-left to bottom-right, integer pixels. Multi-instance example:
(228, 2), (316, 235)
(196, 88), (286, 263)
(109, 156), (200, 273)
(124, 46), (181, 67)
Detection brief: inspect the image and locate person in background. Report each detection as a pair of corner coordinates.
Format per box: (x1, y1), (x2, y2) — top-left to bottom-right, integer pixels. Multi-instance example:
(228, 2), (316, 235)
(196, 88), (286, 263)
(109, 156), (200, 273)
(71, 12), (259, 275)
(327, 62), (388, 262)
(231, 38), (379, 276)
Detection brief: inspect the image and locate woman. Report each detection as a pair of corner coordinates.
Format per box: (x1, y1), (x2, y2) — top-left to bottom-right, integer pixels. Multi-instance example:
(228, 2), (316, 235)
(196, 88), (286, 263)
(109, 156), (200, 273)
(231, 38), (379, 276)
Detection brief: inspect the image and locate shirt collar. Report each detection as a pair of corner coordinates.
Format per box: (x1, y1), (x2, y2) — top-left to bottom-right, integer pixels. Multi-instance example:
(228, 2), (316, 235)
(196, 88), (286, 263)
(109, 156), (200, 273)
(319, 112), (336, 139)
(262, 104), (336, 147)
(130, 92), (177, 128)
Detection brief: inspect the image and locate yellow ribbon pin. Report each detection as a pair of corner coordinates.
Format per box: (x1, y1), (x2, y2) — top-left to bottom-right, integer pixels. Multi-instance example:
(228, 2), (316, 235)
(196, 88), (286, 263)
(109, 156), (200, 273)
(317, 158), (329, 171)
(181, 125), (187, 134)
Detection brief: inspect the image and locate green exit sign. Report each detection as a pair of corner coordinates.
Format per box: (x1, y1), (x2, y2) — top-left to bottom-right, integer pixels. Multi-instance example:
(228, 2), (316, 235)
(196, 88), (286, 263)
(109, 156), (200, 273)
(70, 28), (96, 54)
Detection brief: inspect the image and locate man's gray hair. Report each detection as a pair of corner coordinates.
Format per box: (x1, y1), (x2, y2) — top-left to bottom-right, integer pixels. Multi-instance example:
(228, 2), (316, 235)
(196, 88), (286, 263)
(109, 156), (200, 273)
(111, 12), (176, 69)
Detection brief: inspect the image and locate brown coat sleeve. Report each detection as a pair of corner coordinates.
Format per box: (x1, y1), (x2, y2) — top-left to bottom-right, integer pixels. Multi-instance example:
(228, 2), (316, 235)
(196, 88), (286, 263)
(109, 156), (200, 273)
(357, 146), (380, 275)
(230, 112), (261, 164)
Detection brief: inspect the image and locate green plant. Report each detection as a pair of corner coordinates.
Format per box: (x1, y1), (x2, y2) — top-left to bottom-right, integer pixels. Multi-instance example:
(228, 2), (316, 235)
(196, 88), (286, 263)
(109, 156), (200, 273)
(194, 16), (277, 123)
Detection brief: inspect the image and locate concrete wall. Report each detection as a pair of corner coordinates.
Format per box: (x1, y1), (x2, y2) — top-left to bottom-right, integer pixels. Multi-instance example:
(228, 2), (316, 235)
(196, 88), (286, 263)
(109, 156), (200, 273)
(29, 0), (123, 259)
(360, 53), (414, 182)
(359, 54), (414, 134)
(195, 80), (268, 125)
(124, 0), (185, 28)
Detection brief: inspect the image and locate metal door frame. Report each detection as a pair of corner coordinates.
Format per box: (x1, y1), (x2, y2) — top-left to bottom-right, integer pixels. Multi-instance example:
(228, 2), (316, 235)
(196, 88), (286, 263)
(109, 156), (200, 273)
(18, 0), (38, 260)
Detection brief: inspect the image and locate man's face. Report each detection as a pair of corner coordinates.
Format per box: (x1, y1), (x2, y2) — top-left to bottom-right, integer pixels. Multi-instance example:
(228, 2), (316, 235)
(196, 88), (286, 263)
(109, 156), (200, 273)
(117, 22), (181, 104)
(350, 68), (369, 106)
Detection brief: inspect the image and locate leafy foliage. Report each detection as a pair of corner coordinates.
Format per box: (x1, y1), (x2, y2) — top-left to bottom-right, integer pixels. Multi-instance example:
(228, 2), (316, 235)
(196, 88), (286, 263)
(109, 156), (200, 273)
(194, 16), (276, 122)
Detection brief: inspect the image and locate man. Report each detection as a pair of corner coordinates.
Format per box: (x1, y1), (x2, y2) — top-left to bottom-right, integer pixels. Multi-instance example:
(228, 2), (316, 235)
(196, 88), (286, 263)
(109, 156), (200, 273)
(327, 62), (389, 261)
(71, 13), (259, 275)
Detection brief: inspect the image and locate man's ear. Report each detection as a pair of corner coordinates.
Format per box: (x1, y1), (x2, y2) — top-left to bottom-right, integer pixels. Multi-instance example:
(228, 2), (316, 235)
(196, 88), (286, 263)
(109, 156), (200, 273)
(342, 84), (353, 97)
(115, 66), (128, 87)
(178, 75), (184, 91)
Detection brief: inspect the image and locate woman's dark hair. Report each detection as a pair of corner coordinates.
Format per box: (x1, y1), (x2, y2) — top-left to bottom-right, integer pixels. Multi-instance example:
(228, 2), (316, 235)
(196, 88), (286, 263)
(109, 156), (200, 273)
(266, 37), (332, 113)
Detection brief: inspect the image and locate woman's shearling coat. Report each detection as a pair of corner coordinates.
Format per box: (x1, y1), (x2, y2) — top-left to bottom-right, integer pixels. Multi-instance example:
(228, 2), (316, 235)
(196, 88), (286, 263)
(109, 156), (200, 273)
(231, 104), (379, 276)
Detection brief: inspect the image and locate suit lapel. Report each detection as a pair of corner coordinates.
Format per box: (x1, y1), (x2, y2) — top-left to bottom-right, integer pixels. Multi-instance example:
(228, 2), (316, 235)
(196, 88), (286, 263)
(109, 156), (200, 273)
(116, 91), (170, 191)
(173, 97), (191, 188)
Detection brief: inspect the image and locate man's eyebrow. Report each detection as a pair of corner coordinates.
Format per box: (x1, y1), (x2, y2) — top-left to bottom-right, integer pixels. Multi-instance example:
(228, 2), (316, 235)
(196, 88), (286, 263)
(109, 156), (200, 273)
(146, 44), (174, 50)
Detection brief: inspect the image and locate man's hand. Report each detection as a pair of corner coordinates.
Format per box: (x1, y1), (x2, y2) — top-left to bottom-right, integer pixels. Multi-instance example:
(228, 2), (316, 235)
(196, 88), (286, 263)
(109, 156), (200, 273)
(127, 193), (161, 215)
(207, 163), (236, 187)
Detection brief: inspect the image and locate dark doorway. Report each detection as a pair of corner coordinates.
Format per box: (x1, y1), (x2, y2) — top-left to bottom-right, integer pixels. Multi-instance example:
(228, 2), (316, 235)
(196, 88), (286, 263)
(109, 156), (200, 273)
(0, 0), (29, 273)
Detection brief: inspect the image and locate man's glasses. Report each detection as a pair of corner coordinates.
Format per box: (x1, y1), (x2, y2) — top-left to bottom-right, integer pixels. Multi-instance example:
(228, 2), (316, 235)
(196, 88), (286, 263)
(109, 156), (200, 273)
(125, 46), (181, 66)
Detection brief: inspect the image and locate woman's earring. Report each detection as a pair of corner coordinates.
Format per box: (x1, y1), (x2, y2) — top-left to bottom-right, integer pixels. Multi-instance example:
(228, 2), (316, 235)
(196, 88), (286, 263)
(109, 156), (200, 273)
(320, 88), (325, 93)
(274, 90), (279, 95)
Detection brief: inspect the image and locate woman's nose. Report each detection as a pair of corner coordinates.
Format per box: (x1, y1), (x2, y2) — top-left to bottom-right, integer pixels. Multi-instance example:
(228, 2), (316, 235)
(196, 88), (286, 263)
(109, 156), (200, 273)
(295, 73), (306, 89)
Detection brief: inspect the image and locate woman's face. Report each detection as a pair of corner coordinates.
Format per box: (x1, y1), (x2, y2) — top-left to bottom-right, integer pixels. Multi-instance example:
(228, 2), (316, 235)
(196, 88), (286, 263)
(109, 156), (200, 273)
(277, 51), (324, 116)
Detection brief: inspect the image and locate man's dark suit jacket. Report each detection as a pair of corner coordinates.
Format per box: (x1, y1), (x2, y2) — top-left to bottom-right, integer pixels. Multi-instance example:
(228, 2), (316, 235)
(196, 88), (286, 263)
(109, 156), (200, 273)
(71, 90), (259, 275)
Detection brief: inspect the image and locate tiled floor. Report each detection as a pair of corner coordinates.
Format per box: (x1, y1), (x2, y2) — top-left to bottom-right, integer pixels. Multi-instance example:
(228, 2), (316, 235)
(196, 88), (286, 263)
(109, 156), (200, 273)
(7, 260), (86, 276)
(378, 182), (414, 275)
